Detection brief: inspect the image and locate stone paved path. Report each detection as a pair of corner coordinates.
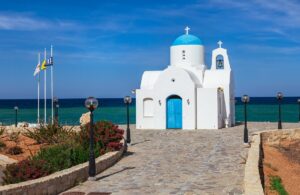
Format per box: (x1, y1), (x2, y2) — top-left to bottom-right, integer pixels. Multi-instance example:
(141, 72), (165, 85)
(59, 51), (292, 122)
(62, 122), (300, 195)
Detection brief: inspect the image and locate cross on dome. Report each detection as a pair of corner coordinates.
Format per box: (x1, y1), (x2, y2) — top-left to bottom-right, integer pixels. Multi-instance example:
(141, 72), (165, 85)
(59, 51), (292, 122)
(217, 40), (223, 48)
(185, 26), (190, 35)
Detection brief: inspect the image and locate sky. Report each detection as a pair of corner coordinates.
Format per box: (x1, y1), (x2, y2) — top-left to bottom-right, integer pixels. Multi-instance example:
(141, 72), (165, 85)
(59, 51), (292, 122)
(0, 0), (300, 99)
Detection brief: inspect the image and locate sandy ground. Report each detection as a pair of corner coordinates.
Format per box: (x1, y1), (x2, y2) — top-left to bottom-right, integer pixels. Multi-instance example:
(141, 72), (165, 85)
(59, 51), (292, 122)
(262, 130), (300, 195)
(0, 134), (43, 161)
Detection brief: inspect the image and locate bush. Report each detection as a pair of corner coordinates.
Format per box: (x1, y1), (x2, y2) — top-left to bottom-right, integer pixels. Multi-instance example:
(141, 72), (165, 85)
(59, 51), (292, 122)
(107, 142), (123, 151)
(79, 121), (124, 151)
(270, 176), (288, 195)
(2, 121), (124, 184)
(7, 146), (23, 155)
(24, 124), (74, 144)
(32, 143), (101, 172)
(2, 159), (51, 184)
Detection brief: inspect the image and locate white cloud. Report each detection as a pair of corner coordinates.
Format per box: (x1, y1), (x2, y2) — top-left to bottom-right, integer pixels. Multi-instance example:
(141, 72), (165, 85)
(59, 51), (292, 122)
(0, 13), (50, 30)
(0, 12), (81, 31)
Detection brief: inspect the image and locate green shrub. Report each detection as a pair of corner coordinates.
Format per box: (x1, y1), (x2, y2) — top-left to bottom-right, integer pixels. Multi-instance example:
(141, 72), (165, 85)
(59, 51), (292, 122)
(32, 143), (102, 172)
(2, 159), (51, 184)
(2, 121), (124, 185)
(24, 124), (74, 144)
(270, 176), (288, 195)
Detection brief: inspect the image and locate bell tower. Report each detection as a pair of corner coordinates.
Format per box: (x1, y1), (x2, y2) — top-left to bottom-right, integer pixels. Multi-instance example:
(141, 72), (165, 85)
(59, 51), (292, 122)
(211, 41), (231, 70)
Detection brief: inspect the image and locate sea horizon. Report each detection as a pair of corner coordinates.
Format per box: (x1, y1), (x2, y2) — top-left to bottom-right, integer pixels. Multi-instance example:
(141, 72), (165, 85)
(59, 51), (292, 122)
(1, 97), (300, 126)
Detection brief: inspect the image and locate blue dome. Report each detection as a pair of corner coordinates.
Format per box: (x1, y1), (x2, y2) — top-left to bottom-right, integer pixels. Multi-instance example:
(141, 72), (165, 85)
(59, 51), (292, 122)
(172, 34), (202, 46)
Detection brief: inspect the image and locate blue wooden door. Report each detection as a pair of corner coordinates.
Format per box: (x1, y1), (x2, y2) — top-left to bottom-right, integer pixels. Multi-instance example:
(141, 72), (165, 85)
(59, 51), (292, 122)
(167, 97), (182, 129)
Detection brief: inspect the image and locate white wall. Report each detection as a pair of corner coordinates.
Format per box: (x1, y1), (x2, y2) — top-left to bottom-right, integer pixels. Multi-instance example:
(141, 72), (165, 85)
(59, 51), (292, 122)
(154, 67), (197, 129)
(137, 66), (197, 130)
(197, 88), (219, 129)
(204, 70), (234, 127)
(170, 45), (205, 67)
(136, 89), (156, 129)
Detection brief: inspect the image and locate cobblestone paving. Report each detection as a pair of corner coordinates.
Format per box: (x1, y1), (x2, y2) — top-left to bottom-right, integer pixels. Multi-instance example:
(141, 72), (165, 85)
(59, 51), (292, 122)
(62, 122), (300, 195)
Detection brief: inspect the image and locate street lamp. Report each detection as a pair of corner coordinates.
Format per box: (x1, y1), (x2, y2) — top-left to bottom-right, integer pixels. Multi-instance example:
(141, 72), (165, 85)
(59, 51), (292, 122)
(241, 95), (250, 144)
(14, 106), (18, 127)
(277, 92), (283, 129)
(53, 97), (59, 125)
(55, 104), (59, 125)
(124, 96), (132, 144)
(298, 99), (300, 122)
(84, 97), (99, 180)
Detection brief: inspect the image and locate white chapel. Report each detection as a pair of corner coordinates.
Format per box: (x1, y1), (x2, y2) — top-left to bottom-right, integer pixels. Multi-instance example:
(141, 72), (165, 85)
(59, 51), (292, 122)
(135, 27), (235, 129)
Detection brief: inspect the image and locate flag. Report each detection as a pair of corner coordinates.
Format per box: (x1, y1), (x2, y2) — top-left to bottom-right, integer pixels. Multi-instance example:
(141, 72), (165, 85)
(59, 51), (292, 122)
(46, 57), (53, 66)
(41, 60), (47, 70)
(33, 63), (41, 76)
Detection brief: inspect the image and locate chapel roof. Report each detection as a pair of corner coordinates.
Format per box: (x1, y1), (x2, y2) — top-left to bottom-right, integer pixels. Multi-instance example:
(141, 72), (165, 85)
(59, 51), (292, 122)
(172, 34), (203, 46)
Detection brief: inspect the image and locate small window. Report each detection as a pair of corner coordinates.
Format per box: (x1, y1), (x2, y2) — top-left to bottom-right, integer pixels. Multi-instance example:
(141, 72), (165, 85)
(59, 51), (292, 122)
(143, 98), (154, 117)
(182, 50), (186, 60)
(216, 55), (224, 69)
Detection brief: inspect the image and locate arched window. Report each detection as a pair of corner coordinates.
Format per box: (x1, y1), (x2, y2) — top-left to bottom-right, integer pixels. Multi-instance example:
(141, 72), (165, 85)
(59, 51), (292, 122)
(216, 55), (224, 69)
(143, 98), (154, 117)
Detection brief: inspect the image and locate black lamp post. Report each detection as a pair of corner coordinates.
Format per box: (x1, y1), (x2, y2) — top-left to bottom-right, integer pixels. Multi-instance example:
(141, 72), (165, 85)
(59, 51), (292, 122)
(297, 99), (300, 122)
(55, 104), (59, 125)
(241, 95), (250, 144)
(85, 97), (99, 180)
(277, 92), (283, 129)
(14, 106), (18, 127)
(124, 96), (132, 144)
(53, 97), (59, 125)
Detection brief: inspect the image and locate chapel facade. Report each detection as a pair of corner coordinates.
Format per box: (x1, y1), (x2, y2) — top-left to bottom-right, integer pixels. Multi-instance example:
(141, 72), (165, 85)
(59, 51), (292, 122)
(135, 27), (235, 129)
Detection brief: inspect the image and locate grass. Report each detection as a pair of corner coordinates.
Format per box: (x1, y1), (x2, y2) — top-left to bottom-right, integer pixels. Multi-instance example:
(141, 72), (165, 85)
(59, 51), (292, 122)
(270, 176), (288, 195)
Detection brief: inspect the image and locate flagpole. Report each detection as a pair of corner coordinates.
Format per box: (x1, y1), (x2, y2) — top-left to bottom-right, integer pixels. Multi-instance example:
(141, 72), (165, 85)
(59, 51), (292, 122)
(51, 45), (54, 124)
(44, 48), (47, 124)
(37, 53), (40, 124)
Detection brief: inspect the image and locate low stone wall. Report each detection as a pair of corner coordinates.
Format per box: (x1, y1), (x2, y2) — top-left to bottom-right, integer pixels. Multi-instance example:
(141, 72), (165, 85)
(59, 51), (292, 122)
(244, 129), (299, 195)
(262, 129), (300, 144)
(244, 133), (264, 195)
(0, 140), (125, 195)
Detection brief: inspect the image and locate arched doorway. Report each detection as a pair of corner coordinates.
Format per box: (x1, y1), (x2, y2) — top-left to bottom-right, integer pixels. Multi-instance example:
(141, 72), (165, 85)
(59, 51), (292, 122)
(166, 95), (182, 129)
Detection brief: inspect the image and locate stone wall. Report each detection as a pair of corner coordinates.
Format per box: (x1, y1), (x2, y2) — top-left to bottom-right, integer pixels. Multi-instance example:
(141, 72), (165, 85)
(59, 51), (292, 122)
(244, 133), (264, 195)
(0, 140), (125, 195)
(244, 129), (300, 195)
(261, 129), (300, 144)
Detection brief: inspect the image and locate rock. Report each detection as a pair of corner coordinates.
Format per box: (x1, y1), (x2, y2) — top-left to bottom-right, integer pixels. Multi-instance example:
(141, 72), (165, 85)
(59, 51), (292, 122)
(17, 122), (29, 128)
(79, 112), (90, 126)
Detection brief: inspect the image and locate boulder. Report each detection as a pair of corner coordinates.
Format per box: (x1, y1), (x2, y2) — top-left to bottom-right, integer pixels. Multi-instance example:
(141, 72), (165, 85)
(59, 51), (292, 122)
(80, 112), (90, 126)
(17, 122), (29, 128)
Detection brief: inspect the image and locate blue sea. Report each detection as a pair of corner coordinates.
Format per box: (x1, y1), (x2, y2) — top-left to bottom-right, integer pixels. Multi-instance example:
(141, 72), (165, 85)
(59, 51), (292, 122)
(0, 97), (299, 125)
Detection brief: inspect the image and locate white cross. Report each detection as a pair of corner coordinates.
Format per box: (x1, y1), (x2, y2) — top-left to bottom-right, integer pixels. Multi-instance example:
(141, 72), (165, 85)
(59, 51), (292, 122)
(218, 40), (223, 48)
(185, 26), (190, 35)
